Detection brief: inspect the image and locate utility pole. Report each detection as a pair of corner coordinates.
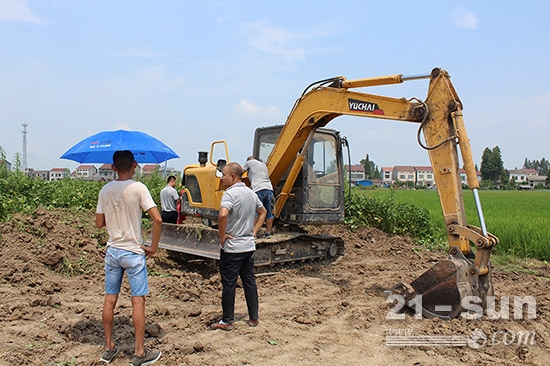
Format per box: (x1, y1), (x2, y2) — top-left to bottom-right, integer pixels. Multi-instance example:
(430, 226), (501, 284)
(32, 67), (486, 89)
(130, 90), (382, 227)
(22, 123), (28, 172)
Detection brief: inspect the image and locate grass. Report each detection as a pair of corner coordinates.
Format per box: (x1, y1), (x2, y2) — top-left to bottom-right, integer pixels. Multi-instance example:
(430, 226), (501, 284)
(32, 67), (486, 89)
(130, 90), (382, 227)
(357, 188), (550, 262)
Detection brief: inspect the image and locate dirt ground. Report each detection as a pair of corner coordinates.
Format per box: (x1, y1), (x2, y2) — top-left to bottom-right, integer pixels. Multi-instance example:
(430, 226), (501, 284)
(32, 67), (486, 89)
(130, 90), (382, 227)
(0, 208), (549, 366)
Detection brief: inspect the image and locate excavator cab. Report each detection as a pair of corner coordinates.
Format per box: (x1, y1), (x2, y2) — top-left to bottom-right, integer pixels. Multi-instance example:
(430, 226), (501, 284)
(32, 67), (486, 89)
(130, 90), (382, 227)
(253, 125), (345, 226)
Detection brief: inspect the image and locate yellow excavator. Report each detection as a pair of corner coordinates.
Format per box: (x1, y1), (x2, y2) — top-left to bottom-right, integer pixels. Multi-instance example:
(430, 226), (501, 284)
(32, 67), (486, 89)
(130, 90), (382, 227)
(158, 68), (498, 319)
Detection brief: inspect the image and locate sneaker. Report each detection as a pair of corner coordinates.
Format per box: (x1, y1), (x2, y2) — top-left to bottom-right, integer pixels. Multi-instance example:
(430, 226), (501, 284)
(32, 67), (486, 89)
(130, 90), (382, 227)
(99, 346), (119, 363)
(263, 232), (271, 238)
(131, 348), (162, 366)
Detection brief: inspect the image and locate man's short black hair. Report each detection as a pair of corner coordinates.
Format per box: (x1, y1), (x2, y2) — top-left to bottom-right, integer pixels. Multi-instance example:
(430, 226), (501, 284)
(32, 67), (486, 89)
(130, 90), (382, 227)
(113, 150), (135, 172)
(167, 175), (176, 184)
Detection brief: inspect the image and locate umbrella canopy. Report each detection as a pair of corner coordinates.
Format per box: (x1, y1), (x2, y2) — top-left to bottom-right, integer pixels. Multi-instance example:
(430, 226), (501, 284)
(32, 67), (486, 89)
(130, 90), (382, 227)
(60, 129), (179, 164)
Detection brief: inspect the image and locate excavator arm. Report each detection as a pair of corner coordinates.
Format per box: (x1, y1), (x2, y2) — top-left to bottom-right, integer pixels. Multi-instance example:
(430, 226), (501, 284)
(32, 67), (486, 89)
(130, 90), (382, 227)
(265, 68), (499, 318)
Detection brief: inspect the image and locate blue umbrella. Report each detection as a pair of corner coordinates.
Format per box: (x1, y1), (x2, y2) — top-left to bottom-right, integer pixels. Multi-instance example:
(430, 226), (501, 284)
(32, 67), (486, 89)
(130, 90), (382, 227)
(60, 129), (179, 164)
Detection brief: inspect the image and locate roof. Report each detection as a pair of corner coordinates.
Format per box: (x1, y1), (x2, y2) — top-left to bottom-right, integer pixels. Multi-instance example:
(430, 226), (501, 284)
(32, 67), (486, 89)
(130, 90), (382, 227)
(142, 164), (159, 171)
(414, 166), (433, 171)
(50, 168), (67, 172)
(508, 168), (538, 175)
(98, 164), (113, 170)
(394, 166), (415, 172)
(381, 167), (393, 171)
(76, 165), (96, 170)
(345, 165), (365, 172)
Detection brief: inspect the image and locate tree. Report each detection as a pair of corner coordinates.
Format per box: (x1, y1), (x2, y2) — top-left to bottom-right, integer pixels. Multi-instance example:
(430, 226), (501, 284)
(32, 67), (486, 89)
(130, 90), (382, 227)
(359, 154), (381, 180)
(480, 146), (505, 186)
(360, 154), (372, 179)
(0, 146), (7, 178)
(12, 152), (22, 172)
(522, 157), (549, 176)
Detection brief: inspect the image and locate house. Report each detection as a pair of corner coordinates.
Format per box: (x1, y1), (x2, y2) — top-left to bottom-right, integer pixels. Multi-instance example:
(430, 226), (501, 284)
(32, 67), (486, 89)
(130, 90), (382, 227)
(507, 168), (546, 188)
(345, 164), (365, 183)
(26, 168), (49, 180)
(527, 175), (546, 188)
(1, 159), (11, 172)
(508, 169), (538, 184)
(141, 164), (160, 177)
(75, 165), (98, 179)
(459, 169), (482, 187)
(96, 164), (116, 181)
(415, 166), (434, 188)
(393, 166), (416, 184)
(49, 168), (69, 180)
(381, 167), (393, 185)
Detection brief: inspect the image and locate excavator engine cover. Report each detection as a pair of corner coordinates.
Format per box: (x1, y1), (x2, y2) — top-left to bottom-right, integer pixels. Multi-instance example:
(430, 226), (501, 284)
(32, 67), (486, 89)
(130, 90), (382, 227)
(390, 246), (493, 320)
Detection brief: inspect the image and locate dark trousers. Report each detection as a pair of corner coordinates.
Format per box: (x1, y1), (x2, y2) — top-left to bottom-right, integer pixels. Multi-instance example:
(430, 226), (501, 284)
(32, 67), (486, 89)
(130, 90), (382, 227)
(161, 211), (178, 224)
(219, 250), (258, 323)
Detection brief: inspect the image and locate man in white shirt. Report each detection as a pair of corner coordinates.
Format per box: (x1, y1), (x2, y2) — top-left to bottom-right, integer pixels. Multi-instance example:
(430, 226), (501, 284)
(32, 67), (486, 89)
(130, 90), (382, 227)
(96, 150), (163, 365)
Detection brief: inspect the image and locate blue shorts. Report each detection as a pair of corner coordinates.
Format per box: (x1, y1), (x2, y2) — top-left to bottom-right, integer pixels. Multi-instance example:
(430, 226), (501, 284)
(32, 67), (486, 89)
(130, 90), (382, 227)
(256, 189), (274, 219)
(104, 246), (149, 297)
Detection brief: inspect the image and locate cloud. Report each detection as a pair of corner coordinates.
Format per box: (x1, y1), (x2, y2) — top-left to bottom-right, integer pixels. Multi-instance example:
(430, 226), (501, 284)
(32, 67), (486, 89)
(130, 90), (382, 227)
(452, 5), (479, 29)
(0, 0), (47, 23)
(234, 99), (280, 117)
(240, 21), (332, 61)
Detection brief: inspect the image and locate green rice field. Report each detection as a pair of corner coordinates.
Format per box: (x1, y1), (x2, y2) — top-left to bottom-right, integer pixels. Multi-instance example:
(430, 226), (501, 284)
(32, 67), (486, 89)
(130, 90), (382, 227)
(361, 189), (550, 262)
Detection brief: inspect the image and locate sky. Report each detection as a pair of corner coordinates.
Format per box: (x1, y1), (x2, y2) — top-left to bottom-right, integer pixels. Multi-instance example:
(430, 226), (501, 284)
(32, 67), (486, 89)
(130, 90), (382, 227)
(1, 0), (549, 172)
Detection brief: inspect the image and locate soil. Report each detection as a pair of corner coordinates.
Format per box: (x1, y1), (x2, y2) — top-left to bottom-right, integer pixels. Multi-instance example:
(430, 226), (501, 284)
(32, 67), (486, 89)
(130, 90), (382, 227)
(0, 208), (549, 366)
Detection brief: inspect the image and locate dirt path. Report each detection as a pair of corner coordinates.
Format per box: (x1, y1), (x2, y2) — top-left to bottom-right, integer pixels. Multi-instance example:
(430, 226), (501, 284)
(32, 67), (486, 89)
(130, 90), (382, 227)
(0, 208), (548, 365)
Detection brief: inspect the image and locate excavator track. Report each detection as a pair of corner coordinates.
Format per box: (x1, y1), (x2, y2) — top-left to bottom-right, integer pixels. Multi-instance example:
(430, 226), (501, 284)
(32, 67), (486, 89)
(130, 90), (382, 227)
(153, 222), (344, 269)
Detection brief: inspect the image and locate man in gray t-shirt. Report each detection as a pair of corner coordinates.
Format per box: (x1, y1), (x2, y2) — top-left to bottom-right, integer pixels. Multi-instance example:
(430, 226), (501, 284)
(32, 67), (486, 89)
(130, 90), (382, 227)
(211, 162), (266, 331)
(160, 175), (181, 224)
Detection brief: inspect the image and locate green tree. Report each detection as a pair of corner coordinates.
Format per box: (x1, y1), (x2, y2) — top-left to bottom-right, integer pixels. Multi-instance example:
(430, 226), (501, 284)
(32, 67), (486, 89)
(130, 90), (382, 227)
(0, 146), (7, 178)
(359, 154), (381, 180)
(480, 146), (505, 186)
(523, 157), (549, 176)
(12, 152), (22, 172)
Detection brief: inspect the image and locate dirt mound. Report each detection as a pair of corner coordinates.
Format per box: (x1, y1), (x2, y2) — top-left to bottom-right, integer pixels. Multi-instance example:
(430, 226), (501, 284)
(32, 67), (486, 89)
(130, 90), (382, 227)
(0, 208), (548, 365)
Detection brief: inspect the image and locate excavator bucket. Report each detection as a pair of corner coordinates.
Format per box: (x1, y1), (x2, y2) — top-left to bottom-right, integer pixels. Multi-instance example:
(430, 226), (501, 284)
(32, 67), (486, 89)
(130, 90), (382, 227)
(390, 246), (493, 320)
(157, 223), (221, 260)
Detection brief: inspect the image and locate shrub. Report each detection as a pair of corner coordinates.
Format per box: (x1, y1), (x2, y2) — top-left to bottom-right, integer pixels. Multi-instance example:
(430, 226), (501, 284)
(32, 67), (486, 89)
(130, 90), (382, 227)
(344, 188), (437, 245)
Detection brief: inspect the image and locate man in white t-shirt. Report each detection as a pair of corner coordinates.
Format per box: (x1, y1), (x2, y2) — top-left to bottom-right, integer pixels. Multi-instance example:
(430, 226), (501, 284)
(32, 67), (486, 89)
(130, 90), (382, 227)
(96, 150), (163, 365)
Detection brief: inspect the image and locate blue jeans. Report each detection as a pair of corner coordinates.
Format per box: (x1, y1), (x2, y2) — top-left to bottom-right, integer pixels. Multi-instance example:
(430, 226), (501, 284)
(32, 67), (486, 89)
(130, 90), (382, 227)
(256, 189), (274, 219)
(219, 250), (258, 323)
(104, 246), (149, 296)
